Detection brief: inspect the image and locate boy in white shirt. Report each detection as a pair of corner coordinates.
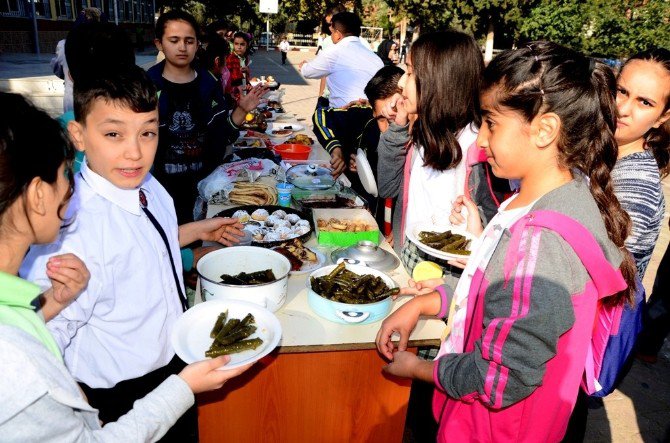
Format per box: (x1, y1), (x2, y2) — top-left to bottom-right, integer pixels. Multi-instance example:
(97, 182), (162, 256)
(279, 36), (290, 65)
(20, 66), (244, 442)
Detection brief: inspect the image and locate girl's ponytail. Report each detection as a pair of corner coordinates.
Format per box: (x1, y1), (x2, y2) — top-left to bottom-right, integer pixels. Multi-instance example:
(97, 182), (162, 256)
(649, 120), (670, 178)
(586, 63), (637, 305)
(482, 42), (636, 306)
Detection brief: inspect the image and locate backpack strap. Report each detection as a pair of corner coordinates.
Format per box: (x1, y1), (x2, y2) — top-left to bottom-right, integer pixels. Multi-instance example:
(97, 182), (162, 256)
(506, 210), (627, 299)
(507, 210), (628, 395)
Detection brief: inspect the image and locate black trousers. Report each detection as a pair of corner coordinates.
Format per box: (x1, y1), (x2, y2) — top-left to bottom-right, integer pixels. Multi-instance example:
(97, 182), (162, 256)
(638, 241), (670, 356)
(281, 51), (287, 64)
(80, 355), (198, 442)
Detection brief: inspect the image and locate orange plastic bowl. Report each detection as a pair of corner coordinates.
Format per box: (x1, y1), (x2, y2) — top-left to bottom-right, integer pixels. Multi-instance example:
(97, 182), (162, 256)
(273, 143), (312, 160)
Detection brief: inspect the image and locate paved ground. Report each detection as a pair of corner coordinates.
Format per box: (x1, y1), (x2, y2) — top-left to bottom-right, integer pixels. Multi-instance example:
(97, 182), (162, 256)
(2, 47), (669, 442)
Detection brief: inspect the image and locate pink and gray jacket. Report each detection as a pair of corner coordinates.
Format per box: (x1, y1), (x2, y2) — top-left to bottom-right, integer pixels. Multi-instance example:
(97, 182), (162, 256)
(432, 179), (625, 442)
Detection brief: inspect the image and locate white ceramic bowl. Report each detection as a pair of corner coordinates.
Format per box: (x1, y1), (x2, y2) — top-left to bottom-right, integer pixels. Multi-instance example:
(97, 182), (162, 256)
(197, 246), (291, 312)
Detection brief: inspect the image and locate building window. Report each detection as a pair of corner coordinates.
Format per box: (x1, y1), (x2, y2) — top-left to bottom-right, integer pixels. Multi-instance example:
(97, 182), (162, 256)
(90, 0), (102, 8)
(0, 0), (22, 16)
(124, 0), (130, 21)
(15, 0), (52, 18)
(115, 0), (123, 22)
(54, 0), (72, 18)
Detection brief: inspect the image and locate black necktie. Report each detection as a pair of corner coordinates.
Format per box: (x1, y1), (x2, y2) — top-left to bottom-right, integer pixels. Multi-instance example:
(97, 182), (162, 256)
(139, 189), (188, 312)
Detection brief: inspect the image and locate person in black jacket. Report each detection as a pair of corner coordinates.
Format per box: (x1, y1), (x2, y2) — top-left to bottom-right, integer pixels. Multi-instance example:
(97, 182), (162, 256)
(312, 65), (404, 223)
(148, 10), (265, 223)
(377, 39), (399, 66)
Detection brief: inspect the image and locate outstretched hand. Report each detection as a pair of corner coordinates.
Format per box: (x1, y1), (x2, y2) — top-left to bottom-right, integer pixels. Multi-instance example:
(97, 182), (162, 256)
(197, 217), (245, 246)
(238, 85), (268, 112)
(398, 278), (445, 298)
(179, 356), (253, 394)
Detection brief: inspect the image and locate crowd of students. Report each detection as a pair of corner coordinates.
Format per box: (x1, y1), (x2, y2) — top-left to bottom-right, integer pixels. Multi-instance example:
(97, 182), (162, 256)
(373, 34), (669, 442)
(0, 5), (668, 443)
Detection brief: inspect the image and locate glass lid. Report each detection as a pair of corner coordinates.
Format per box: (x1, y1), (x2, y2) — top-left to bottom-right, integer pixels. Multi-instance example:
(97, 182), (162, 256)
(286, 163), (336, 190)
(330, 241), (400, 272)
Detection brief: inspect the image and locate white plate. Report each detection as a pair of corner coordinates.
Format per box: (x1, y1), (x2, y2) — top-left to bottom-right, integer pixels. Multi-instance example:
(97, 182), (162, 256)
(289, 248), (326, 275)
(266, 128), (294, 139)
(355, 148), (378, 197)
(273, 122), (304, 132)
(171, 299), (282, 370)
(406, 222), (476, 261)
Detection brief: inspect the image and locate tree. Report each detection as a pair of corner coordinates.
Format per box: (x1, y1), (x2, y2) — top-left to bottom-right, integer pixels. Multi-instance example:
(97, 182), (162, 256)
(451, 0), (539, 60)
(518, 0), (585, 51)
(520, 0), (670, 58)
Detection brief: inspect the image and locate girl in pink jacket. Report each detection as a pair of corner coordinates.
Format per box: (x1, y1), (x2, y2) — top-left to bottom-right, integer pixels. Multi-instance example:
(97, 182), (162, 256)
(376, 42), (637, 442)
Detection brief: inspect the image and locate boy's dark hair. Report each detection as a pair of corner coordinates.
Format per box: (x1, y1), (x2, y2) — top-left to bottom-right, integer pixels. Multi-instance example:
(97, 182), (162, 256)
(325, 3), (346, 16)
(155, 10), (200, 41)
(330, 12), (361, 37)
(203, 35), (231, 70)
(65, 22), (135, 84)
(0, 92), (74, 219)
(621, 48), (670, 178)
(410, 30), (483, 171)
(483, 41), (636, 306)
(233, 31), (250, 43)
(206, 19), (230, 36)
(364, 65), (404, 108)
(74, 65), (158, 124)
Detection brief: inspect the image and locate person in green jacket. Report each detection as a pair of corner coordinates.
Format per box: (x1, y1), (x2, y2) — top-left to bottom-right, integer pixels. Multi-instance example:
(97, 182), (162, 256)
(0, 92), (251, 442)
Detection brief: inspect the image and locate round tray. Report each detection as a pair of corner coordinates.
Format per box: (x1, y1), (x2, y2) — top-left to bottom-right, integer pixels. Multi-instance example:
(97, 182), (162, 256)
(215, 204), (312, 248)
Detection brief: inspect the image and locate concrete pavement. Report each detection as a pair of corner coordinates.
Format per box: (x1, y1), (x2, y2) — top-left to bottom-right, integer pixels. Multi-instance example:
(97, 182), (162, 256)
(2, 47), (669, 442)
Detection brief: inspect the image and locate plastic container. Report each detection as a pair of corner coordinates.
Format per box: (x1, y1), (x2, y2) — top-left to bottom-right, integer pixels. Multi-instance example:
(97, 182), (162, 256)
(235, 230), (254, 246)
(276, 182), (294, 207)
(307, 264), (396, 325)
(273, 143), (312, 160)
(313, 208), (380, 247)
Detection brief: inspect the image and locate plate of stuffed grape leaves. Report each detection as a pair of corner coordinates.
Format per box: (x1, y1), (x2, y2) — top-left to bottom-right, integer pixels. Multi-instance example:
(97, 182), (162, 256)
(171, 299), (282, 370)
(407, 222), (477, 261)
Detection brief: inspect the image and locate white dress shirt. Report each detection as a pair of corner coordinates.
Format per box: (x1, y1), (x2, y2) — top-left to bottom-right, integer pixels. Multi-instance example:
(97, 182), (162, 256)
(20, 161), (184, 388)
(301, 36), (383, 108)
(405, 123), (479, 233)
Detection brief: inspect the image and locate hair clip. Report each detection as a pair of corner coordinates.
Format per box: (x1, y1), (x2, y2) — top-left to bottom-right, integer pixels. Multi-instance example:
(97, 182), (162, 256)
(526, 45), (539, 62)
(588, 58), (596, 73)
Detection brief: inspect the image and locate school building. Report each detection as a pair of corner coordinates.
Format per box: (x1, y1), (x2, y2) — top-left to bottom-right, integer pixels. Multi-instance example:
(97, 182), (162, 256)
(0, 0), (155, 53)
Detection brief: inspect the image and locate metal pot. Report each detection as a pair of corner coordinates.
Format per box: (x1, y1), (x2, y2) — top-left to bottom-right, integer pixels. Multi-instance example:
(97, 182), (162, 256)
(197, 246), (291, 312)
(330, 241), (400, 271)
(307, 264), (396, 325)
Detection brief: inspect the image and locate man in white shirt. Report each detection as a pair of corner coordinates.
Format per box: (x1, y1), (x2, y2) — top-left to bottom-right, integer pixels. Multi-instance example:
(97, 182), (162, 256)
(300, 12), (383, 108)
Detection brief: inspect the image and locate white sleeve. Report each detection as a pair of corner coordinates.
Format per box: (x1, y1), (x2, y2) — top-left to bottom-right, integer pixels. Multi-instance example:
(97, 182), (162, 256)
(300, 49), (333, 78)
(92, 375), (194, 442)
(20, 231), (102, 353)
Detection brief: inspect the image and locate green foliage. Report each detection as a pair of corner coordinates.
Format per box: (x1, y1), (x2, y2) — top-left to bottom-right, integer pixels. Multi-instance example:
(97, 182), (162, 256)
(518, 0), (585, 50)
(385, 0), (457, 32)
(520, 0), (670, 58)
(451, 0), (538, 44)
